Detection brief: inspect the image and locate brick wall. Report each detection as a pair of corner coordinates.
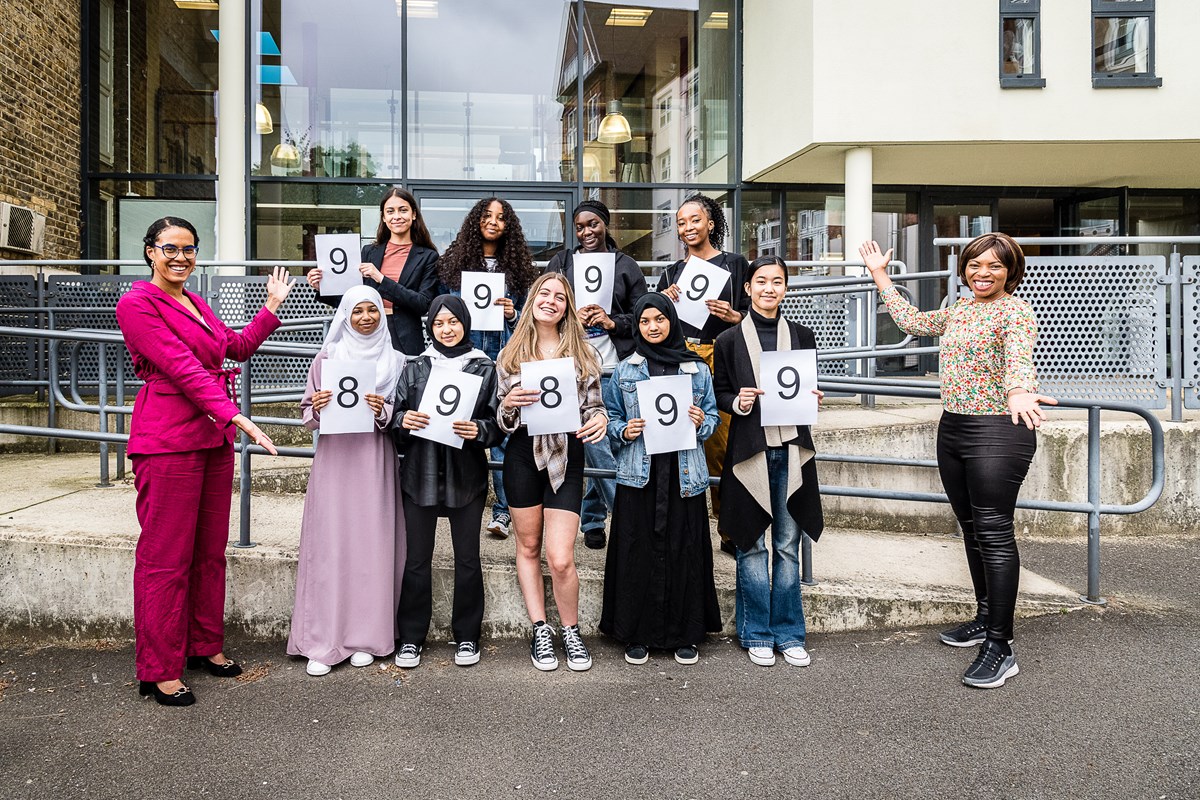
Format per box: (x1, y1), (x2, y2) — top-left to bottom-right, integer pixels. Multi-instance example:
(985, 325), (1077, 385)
(0, 0), (81, 261)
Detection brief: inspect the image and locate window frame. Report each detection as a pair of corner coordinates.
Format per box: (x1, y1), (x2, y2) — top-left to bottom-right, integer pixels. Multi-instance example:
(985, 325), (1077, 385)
(1091, 0), (1162, 88)
(998, 0), (1045, 89)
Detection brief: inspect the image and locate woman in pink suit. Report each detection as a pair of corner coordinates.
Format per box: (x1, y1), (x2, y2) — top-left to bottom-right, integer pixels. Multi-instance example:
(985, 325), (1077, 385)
(116, 217), (294, 706)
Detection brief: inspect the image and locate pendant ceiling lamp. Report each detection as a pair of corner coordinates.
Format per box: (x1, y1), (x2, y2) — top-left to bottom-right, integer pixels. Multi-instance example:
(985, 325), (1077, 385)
(597, 100), (632, 144)
(255, 103), (273, 135)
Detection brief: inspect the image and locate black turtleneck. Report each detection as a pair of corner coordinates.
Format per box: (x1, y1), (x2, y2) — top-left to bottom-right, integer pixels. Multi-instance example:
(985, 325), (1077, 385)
(750, 308), (779, 352)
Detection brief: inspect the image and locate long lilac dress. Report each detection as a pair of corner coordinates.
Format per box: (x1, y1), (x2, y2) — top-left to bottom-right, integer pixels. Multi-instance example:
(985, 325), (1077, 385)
(286, 352), (406, 664)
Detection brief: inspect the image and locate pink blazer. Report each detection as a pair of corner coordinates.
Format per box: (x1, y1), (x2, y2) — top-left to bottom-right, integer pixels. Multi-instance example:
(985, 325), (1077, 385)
(116, 281), (281, 455)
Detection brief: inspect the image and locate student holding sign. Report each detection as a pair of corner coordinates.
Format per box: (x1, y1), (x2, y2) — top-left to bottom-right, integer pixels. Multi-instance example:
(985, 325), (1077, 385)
(438, 198), (542, 540)
(306, 188), (440, 355)
(288, 286), (406, 678)
(390, 295), (503, 669)
(713, 256), (824, 670)
(117, 217), (294, 706)
(656, 194), (751, 556)
(600, 294), (722, 666)
(496, 273), (608, 672)
(545, 200), (648, 550)
(860, 235), (1055, 689)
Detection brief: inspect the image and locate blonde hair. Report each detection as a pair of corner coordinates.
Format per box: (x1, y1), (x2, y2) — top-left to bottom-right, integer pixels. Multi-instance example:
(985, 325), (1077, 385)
(498, 273), (600, 380)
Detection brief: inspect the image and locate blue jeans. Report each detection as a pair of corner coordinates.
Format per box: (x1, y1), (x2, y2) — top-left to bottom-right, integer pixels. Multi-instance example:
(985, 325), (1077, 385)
(580, 376), (617, 532)
(490, 438), (509, 520)
(735, 447), (806, 650)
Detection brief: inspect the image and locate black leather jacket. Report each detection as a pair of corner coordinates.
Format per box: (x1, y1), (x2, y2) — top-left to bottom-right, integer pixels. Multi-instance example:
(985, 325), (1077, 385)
(391, 353), (503, 507)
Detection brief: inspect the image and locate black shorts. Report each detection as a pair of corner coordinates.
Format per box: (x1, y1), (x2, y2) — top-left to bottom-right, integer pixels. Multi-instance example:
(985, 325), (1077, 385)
(502, 428), (585, 513)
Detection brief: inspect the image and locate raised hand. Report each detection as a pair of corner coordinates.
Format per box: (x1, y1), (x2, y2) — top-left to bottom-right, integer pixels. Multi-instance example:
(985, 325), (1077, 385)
(857, 241), (893, 274)
(265, 266), (296, 312)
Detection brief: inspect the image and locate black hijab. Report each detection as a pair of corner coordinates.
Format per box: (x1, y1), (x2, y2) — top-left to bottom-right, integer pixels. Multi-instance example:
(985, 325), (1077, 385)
(633, 293), (705, 368)
(426, 294), (475, 358)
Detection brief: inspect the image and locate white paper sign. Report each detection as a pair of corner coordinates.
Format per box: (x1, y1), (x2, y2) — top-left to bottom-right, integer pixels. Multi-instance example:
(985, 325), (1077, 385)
(758, 349), (818, 427)
(412, 364), (484, 450)
(319, 359), (377, 434)
(635, 374), (697, 455)
(315, 233), (363, 297)
(572, 252), (615, 313)
(520, 357), (582, 436)
(460, 271), (506, 332)
(673, 255), (731, 329)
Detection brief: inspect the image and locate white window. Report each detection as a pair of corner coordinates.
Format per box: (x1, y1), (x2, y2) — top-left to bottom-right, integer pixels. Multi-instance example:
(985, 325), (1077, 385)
(657, 150), (671, 182)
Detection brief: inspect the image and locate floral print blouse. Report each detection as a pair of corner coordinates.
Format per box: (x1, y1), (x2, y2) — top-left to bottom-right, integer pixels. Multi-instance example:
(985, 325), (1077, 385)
(880, 286), (1039, 415)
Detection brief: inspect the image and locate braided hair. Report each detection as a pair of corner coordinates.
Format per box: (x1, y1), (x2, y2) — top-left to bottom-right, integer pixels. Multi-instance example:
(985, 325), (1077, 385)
(438, 197), (540, 293)
(679, 193), (727, 251)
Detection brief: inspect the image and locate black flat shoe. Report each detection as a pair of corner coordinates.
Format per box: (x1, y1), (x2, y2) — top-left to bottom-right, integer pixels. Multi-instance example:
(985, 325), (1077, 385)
(186, 655), (243, 678)
(138, 680), (196, 707)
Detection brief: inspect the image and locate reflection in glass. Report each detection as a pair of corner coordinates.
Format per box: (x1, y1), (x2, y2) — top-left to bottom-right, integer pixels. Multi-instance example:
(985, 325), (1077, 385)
(582, 1), (735, 184)
(407, 0), (571, 182)
(252, 182), (387, 262)
(87, 180), (217, 267)
(786, 193), (846, 262)
(584, 188), (728, 267)
(418, 196), (567, 261)
(91, 1), (219, 175)
(1002, 18), (1036, 76)
(740, 191), (780, 259)
(253, 1), (404, 178)
(1094, 17), (1151, 75)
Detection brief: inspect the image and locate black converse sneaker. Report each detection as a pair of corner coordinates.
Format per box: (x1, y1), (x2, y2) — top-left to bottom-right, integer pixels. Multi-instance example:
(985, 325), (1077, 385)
(939, 619), (988, 648)
(962, 639), (1019, 689)
(530, 622), (558, 671)
(454, 641), (481, 667)
(560, 624), (593, 671)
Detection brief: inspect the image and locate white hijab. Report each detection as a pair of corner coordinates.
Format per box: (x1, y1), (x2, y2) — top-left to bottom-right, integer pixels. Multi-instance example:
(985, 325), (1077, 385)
(322, 285), (403, 397)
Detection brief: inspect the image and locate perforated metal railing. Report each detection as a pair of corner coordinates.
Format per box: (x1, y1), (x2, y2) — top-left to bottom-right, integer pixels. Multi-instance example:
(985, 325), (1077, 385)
(1184, 256), (1200, 410)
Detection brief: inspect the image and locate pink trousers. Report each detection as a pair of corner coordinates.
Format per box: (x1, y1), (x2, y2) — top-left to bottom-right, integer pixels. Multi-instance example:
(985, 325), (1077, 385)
(131, 445), (234, 682)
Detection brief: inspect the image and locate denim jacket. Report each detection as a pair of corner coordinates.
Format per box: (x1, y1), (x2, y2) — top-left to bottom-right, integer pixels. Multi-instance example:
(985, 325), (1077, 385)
(603, 354), (719, 497)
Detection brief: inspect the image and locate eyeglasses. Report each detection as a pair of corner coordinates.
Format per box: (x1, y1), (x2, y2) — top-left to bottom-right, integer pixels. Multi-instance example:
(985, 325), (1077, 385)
(153, 244), (199, 259)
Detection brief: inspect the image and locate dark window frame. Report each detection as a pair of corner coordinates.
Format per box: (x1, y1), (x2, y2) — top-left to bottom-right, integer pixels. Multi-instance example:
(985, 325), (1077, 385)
(999, 0), (1045, 89)
(1091, 0), (1162, 88)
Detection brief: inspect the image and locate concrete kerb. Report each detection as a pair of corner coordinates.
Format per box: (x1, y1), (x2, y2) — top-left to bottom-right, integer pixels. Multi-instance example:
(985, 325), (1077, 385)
(0, 453), (1085, 642)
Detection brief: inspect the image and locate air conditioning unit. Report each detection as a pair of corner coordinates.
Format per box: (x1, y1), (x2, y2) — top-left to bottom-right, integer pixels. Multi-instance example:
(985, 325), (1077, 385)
(0, 202), (47, 255)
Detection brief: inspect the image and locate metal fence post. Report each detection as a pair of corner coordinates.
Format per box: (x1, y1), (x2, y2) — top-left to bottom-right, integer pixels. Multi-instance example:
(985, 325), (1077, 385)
(1082, 405), (1106, 605)
(95, 343), (111, 487)
(234, 356), (256, 549)
(1169, 249), (1183, 422)
(800, 532), (817, 586)
(115, 353), (126, 481)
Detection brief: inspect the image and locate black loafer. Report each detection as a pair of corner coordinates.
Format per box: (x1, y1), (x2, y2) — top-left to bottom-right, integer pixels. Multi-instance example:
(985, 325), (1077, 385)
(186, 655), (243, 678)
(138, 680), (196, 707)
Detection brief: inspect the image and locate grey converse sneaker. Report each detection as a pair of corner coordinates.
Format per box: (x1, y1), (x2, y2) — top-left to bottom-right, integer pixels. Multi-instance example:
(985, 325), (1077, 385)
(560, 624), (592, 671)
(530, 622), (558, 671)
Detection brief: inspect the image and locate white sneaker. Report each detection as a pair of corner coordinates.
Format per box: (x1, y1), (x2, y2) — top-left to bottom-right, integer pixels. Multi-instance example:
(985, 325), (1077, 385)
(782, 646), (811, 667)
(306, 659), (331, 676)
(747, 646), (776, 667)
(486, 514), (510, 539)
(349, 651), (374, 668)
(394, 643), (422, 669)
(454, 641), (481, 667)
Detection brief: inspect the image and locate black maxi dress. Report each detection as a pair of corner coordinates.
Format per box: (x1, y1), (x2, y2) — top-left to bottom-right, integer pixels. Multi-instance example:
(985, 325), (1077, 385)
(600, 360), (721, 649)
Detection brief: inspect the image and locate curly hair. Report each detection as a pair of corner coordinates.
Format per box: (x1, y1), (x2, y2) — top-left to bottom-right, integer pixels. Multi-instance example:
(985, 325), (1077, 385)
(497, 273), (600, 381)
(373, 187), (436, 250)
(438, 197), (539, 293)
(678, 193), (728, 251)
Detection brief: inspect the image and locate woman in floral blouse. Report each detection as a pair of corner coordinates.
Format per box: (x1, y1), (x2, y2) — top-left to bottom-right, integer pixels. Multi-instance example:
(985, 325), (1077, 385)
(859, 233), (1056, 690)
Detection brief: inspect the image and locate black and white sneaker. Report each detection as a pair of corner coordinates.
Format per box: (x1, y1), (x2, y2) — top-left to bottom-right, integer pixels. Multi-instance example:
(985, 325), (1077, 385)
(674, 645), (699, 665)
(962, 640), (1019, 689)
(530, 622), (558, 671)
(486, 513), (511, 539)
(394, 643), (422, 668)
(560, 624), (593, 671)
(939, 619), (988, 648)
(454, 641), (481, 667)
(624, 644), (649, 665)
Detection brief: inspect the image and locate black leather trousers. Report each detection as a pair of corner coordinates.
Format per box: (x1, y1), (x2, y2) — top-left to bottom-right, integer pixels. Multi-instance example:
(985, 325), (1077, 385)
(936, 412), (1036, 641)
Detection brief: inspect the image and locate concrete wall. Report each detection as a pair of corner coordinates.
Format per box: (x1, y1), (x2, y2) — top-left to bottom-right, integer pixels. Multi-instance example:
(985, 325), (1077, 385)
(0, 0), (81, 261)
(742, 0), (1200, 186)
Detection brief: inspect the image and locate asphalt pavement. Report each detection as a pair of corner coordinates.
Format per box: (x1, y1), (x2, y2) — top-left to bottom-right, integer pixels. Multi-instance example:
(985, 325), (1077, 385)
(1, 534), (1197, 800)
